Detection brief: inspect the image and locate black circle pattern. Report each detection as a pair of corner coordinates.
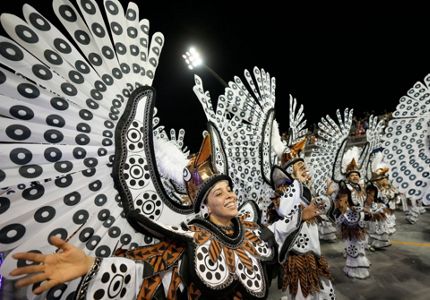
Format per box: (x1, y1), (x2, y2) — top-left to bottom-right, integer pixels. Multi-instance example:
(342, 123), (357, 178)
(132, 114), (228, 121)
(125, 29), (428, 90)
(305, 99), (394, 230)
(64, 191), (81, 206)
(22, 184), (45, 200)
(54, 161), (73, 173)
(81, 0), (96, 14)
(19, 164), (43, 178)
(79, 227), (94, 242)
(195, 245), (228, 286)
(48, 228), (68, 242)
(0, 41), (24, 61)
(32, 64), (53, 80)
(74, 30), (91, 45)
(295, 233), (310, 249)
(17, 83), (40, 98)
(53, 38), (72, 54)
(94, 194), (107, 206)
(75, 60), (90, 74)
(50, 97), (69, 110)
(95, 245), (111, 257)
(44, 129), (64, 143)
(44, 49), (63, 65)
(0, 197), (10, 214)
(29, 12), (51, 31)
(34, 206), (56, 223)
(10, 147), (33, 165)
(9, 105), (34, 120)
(15, 25), (39, 43)
(105, 1), (119, 15)
(0, 1), (166, 292)
(46, 283), (67, 299)
(73, 209), (89, 224)
(91, 23), (106, 38)
(44, 147), (62, 162)
(99, 262), (130, 298)
(6, 124), (31, 141)
(46, 114), (66, 127)
(59, 5), (77, 22)
(0, 223), (26, 243)
(0, 70), (5, 84)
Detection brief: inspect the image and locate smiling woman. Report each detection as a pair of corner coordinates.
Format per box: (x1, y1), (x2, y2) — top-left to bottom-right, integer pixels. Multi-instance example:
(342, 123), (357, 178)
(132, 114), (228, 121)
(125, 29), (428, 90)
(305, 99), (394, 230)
(5, 133), (283, 299)
(205, 180), (238, 229)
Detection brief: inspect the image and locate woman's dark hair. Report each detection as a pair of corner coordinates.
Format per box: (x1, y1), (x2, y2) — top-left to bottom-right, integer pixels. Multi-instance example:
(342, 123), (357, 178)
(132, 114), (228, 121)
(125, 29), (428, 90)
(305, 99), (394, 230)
(365, 183), (378, 194)
(203, 179), (233, 205)
(365, 183), (379, 204)
(336, 186), (354, 208)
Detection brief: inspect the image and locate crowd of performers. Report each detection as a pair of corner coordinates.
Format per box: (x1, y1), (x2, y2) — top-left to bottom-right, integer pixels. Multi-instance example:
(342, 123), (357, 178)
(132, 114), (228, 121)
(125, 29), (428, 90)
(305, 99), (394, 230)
(269, 121), (428, 292)
(0, 1), (428, 299)
(315, 145), (426, 281)
(2, 110), (427, 300)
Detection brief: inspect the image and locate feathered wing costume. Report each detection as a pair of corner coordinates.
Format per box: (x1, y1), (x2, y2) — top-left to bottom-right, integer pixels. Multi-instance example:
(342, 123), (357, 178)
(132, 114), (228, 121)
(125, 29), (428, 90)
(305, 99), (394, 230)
(362, 145), (393, 250)
(368, 151), (397, 236)
(195, 67), (340, 297)
(309, 108), (354, 196)
(305, 108), (354, 245)
(382, 74), (430, 206)
(192, 68), (307, 224)
(0, 1), (286, 299)
(310, 112), (386, 279)
(310, 112), (384, 201)
(0, 0), (201, 298)
(370, 150), (421, 224)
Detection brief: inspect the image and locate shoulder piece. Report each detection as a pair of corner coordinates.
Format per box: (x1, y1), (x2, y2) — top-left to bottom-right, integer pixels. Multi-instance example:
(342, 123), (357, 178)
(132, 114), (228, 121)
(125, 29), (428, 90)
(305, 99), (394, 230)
(187, 216), (273, 297)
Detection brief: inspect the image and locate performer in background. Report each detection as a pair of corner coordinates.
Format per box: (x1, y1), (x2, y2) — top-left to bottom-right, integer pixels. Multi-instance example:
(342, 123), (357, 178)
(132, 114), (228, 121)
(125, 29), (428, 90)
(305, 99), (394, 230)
(317, 180), (338, 242)
(364, 184), (391, 250)
(268, 139), (335, 300)
(334, 185), (371, 279)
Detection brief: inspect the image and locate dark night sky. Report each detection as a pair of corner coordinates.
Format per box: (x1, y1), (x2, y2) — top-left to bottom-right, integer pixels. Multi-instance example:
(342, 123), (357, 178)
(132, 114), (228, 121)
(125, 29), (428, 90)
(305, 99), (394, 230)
(2, 1), (430, 152)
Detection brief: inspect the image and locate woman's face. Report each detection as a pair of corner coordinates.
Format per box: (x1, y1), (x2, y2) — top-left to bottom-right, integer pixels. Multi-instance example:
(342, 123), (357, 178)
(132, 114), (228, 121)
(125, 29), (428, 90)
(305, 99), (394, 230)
(376, 177), (390, 189)
(292, 161), (311, 183)
(366, 189), (376, 205)
(206, 180), (238, 220)
(337, 193), (349, 210)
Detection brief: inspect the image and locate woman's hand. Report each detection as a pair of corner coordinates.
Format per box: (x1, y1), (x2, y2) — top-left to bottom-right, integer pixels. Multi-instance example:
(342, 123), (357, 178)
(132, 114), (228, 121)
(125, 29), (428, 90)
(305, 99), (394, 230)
(9, 236), (95, 295)
(301, 203), (320, 220)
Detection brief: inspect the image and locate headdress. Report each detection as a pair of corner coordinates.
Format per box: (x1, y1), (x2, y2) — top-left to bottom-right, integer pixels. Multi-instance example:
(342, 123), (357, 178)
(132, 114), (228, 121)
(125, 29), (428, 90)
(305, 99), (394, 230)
(184, 134), (232, 213)
(342, 146), (361, 177)
(370, 151), (389, 182)
(271, 138), (306, 189)
(281, 138), (306, 176)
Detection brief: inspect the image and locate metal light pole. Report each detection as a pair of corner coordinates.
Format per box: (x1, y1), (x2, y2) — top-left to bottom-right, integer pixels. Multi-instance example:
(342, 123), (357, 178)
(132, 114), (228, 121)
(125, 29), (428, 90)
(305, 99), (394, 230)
(182, 47), (228, 88)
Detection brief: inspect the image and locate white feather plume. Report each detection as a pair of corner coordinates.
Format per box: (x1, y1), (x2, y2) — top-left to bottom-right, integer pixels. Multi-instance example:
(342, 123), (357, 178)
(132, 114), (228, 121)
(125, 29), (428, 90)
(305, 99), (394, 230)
(371, 151), (388, 172)
(271, 120), (286, 158)
(342, 146), (361, 173)
(153, 136), (188, 186)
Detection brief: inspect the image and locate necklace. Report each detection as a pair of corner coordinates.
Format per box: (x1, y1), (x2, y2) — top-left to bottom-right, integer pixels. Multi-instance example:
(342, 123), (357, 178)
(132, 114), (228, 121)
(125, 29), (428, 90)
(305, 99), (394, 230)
(216, 224), (234, 231)
(208, 215), (234, 231)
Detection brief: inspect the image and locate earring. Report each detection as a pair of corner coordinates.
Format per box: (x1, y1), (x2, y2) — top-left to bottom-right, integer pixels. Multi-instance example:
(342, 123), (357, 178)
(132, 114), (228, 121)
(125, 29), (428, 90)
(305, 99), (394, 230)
(200, 203), (209, 218)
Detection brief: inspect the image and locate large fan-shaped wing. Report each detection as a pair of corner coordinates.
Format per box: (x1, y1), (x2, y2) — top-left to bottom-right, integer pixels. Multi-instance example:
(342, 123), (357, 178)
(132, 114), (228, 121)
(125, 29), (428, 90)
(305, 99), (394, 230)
(363, 115), (385, 180)
(0, 1), (192, 298)
(309, 108), (353, 195)
(192, 67), (279, 223)
(382, 74), (430, 204)
(288, 94), (307, 146)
